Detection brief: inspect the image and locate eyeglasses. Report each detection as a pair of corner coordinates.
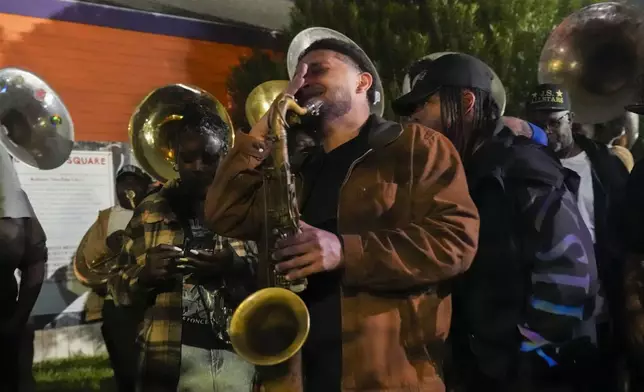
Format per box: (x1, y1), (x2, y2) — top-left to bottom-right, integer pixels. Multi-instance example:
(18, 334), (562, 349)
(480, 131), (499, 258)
(543, 112), (571, 130)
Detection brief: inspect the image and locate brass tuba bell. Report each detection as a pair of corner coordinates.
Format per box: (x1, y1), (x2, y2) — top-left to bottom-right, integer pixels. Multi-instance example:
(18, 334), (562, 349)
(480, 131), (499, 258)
(245, 80), (289, 127)
(128, 84), (235, 182)
(538, 2), (644, 125)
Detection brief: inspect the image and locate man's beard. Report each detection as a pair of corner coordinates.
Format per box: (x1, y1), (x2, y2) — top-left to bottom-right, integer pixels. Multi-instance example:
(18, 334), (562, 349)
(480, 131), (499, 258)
(547, 131), (573, 154)
(298, 86), (352, 129)
(321, 87), (352, 121)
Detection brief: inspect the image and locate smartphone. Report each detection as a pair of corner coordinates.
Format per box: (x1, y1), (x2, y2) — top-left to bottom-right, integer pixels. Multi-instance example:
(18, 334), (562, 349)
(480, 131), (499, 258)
(173, 240), (189, 266)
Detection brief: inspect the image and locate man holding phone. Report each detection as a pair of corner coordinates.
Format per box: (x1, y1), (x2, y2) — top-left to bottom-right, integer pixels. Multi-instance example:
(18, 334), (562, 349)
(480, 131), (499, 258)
(100, 101), (258, 392)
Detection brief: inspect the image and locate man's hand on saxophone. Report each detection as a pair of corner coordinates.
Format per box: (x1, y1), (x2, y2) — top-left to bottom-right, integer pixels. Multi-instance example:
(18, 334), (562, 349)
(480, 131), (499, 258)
(248, 63), (309, 141)
(272, 221), (344, 281)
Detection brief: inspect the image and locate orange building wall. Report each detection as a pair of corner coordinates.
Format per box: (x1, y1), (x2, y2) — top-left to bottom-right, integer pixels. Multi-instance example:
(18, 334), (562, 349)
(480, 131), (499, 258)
(0, 13), (254, 141)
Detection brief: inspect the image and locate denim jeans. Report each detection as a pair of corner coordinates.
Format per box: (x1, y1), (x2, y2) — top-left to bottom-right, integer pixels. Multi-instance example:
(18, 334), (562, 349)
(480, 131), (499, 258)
(177, 345), (255, 392)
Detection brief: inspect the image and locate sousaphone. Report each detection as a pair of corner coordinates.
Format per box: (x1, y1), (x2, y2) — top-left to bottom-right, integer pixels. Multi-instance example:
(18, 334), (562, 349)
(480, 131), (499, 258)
(0, 67), (74, 219)
(539, 2), (644, 126)
(75, 84), (234, 288)
(128, 84), (235, 183)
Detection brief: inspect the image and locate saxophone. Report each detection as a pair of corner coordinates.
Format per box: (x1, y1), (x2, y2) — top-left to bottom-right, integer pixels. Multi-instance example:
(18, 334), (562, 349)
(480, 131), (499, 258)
(228, 92), (322, 391)
(263, 93), (321, 292)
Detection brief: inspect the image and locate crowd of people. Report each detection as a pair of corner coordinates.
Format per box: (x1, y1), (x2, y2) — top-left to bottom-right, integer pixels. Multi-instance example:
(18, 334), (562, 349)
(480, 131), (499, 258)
(3, 24), (644, 392)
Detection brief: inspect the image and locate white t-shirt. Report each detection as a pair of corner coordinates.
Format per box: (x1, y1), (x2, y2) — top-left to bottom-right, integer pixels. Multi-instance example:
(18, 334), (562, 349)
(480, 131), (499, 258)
(561, 151), (595, 243)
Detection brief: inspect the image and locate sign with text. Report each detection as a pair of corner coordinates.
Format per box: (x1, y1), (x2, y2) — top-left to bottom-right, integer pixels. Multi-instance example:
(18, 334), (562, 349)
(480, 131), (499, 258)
(15, 150), (115, 317)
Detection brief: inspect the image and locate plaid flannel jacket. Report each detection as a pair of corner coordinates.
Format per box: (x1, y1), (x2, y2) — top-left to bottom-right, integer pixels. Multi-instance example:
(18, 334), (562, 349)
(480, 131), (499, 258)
(103, 180), (258, 391)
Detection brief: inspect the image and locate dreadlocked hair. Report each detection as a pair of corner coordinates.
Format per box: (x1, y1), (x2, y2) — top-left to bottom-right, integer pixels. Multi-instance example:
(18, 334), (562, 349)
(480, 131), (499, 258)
(165, 100), (231, 156)
(438, 86), (500, 155)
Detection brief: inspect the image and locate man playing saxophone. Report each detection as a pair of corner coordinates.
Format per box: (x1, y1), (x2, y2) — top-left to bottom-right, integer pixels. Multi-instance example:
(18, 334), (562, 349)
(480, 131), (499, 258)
(205, 35), (480, 392)
(99, 100), (259, 392)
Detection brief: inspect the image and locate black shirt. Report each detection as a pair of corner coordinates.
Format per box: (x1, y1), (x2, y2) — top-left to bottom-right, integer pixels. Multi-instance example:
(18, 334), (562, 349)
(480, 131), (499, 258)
(298, 117), (372, 392)
(180, 217), (228, 350)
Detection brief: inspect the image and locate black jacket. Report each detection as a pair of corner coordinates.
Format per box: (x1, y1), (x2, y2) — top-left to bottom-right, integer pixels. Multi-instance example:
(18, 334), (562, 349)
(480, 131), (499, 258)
(451, 128), (599, 383)
(573, 135), (629, 329)
(623, 158), (644, 253)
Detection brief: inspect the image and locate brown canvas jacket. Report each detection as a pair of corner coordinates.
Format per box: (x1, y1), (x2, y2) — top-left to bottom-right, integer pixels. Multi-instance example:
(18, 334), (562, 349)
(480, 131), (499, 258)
(205, 115), (480, 391)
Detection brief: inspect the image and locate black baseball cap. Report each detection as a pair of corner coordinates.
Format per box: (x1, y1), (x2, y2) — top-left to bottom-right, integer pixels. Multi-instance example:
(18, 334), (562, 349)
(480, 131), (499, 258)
(392, 53), (494, 117)
(116, 165), (150, 183)
(526, 84), (570, 112)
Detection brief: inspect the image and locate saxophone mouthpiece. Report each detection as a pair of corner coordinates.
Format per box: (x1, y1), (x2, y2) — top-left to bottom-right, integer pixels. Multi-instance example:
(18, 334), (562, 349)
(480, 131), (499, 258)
(125, 189), (136, 209)
(306, 100), (323, 116)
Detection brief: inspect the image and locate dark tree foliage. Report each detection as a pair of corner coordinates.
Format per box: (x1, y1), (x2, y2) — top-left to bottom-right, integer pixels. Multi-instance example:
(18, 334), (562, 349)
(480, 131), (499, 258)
(227, 0), (604, 129)
(226, 51), (289, 131)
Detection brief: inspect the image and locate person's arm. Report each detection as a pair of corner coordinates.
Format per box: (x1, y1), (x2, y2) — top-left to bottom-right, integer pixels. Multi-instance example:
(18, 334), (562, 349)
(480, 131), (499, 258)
(72, 211), (113, 290)
(623, 253), (644, 355)
(205, 67), (310, 240)
(610, 150), (634, 242)
(452, 179), (527, 363)
(341, 127), (480, 290)
(104, 206), (151, 307)
(12, 217), (47, 330)
(205, 129), (271, 241)
(502, 116), (533, 139)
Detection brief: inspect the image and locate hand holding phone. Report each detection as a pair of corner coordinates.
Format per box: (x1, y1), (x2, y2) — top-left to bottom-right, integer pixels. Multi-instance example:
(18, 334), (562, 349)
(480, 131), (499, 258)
(176, 242), (235, 275)
(140, 244), (183, 285)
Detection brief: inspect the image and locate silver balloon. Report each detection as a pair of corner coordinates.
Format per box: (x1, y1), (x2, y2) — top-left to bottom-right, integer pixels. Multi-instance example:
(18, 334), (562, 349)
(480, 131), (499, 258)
(287, 27), (385, 116)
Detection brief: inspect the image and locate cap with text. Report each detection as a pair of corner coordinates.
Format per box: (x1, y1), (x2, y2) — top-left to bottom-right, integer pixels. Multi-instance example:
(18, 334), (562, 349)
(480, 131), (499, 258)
(526, 84), (570, 112)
